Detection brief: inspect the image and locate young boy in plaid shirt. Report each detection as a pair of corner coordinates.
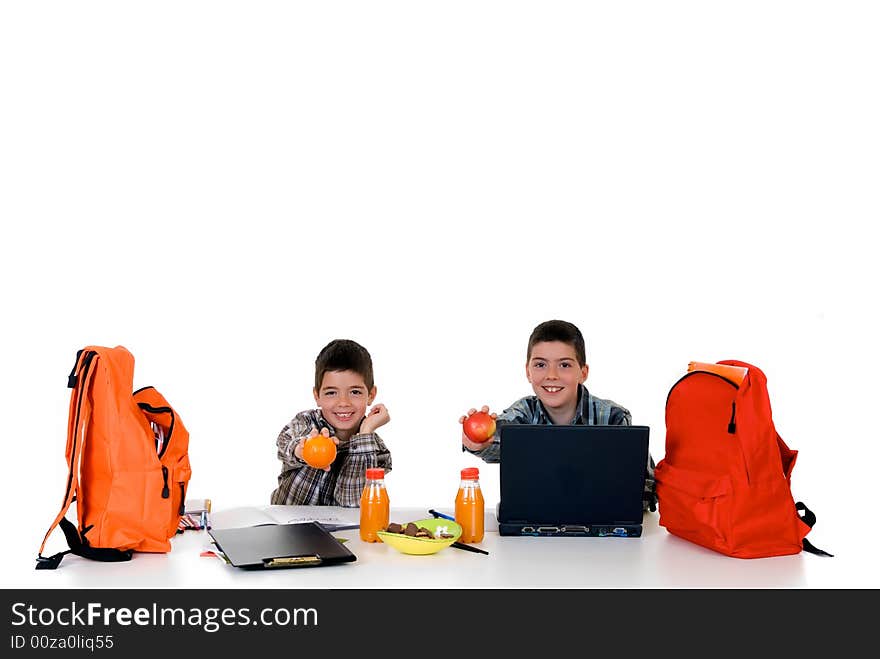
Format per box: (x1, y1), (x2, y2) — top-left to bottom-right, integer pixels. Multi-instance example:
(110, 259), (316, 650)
(271, 339), (391, 507)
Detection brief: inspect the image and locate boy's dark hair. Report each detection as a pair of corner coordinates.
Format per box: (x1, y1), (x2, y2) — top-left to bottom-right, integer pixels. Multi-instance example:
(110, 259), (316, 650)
(314, 339), (374, 391)
(527, 320), (587, 366)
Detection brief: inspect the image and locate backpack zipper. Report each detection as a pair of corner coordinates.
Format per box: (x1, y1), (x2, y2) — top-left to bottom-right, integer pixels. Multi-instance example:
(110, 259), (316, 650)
(669, 370), (748, 479)
(665, 370), (739, 407)
(137, 402), (176, 458)
(178, 483), (186, 515)
(138, 397), (180, 506)
(667, 370), (739, 434)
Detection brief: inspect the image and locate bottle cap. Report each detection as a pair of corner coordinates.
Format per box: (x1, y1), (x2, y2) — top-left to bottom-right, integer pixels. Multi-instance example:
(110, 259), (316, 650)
(365, 468), (385, 480)
(461, 467), (479, 479)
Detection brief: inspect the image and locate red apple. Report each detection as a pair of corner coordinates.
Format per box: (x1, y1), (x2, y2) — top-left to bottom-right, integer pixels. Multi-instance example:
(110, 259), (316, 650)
(463, 411), (496, 444)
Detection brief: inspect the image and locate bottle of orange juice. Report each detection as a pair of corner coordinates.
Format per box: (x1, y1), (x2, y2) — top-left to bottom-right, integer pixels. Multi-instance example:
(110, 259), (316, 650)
(455, 467), (484, 543)
(359, 468), (389, 542)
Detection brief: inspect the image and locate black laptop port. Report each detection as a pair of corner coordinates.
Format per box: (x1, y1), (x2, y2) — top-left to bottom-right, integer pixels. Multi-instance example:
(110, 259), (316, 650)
(561, 526), (588, 534)
(521, 526), (536, 534)
(537, 526), (560, 534)
(612, 527), (628, 537)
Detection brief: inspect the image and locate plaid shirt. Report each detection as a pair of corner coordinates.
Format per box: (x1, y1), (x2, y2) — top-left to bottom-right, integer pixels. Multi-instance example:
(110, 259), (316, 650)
(271, 409), (391, 507)
(465, 384), (657, 511)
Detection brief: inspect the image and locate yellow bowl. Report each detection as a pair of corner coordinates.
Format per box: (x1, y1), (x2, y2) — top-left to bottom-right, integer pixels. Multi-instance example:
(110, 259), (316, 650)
(376, 518), (462, 555)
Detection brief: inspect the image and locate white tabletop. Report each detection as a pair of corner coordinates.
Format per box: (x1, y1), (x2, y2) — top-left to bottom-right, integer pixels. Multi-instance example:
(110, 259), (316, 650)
(12, 506), (859, 589)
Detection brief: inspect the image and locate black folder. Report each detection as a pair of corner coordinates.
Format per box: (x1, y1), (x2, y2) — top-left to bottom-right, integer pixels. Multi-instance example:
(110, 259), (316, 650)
(208, 522), (357, 569)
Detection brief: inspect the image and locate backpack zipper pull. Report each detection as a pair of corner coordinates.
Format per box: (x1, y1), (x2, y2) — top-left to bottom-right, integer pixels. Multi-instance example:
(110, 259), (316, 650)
(161, 466), (170, 498)
(728, 401), (737, 434)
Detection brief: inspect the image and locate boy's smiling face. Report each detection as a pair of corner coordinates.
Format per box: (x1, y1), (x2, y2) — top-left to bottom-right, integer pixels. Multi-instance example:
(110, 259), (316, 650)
(526, 341), (589, 416)
(314, 369), (375, 437)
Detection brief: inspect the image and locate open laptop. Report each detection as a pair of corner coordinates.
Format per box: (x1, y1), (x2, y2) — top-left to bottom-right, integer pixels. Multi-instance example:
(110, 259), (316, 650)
(497, 425), (650, 537)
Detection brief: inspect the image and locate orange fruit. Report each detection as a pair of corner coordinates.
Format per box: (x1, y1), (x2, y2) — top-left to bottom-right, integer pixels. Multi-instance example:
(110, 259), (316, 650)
(302, 434), (337, 469)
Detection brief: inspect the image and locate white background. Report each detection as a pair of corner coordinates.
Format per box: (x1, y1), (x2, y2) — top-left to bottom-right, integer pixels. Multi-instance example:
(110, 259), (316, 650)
(1, 1), (878, 587)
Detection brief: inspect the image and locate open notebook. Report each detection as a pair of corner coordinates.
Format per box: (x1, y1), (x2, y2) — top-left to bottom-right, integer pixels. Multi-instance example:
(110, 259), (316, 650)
(208, 504), (360, 532)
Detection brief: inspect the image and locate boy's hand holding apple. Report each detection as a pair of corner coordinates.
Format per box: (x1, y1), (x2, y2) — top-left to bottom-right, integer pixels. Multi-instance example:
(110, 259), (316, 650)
(459, 405), (497, 451)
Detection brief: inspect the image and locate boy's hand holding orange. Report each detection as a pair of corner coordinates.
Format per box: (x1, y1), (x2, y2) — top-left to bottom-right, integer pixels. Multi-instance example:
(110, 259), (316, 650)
(460, 406), (497, 449)
(296, 427), (338, 471)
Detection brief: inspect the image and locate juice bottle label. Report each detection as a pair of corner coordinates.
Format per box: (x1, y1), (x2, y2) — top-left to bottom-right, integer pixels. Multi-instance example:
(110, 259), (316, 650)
(360, 486), (389, 542)
(455, 486), (485, 543)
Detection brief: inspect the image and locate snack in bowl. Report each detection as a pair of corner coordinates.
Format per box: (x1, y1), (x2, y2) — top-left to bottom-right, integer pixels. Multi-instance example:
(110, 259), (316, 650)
(376, 518), (462, 555)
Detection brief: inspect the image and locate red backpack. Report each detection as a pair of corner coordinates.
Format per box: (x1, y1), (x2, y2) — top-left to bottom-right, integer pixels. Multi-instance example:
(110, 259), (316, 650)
(654, 360), (830, 559)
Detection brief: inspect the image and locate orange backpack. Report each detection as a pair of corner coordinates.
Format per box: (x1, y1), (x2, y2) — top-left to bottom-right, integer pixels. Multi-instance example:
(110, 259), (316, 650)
(36, 346), (192, 569)
(654, 360), (830, 559)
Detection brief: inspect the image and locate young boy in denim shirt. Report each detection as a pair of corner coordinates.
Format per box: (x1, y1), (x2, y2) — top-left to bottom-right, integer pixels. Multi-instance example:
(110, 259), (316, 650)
(272, 339), (391, 507)
(460, 319), (656, 511)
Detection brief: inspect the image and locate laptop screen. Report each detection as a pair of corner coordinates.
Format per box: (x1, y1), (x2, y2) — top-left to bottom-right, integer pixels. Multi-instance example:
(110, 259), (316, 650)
(498, 425), (649, 526)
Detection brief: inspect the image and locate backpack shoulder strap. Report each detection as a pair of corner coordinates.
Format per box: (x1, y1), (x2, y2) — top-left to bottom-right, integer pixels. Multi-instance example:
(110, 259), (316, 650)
(796, 502), (833, 557)
(36, 350), (133, 569)
(36, 350), (95, 568)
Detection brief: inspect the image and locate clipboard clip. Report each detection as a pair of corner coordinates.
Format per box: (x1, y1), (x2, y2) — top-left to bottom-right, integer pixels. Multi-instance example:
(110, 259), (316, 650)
(263, 555), (322, 568)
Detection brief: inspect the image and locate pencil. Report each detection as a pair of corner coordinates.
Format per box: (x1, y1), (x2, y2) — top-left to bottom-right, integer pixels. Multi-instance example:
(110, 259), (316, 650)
(450, 542), (489, 555)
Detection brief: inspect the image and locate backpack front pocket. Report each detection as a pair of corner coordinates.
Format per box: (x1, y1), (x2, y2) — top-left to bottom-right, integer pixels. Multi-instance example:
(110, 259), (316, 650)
(655, 461), (732, 552)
